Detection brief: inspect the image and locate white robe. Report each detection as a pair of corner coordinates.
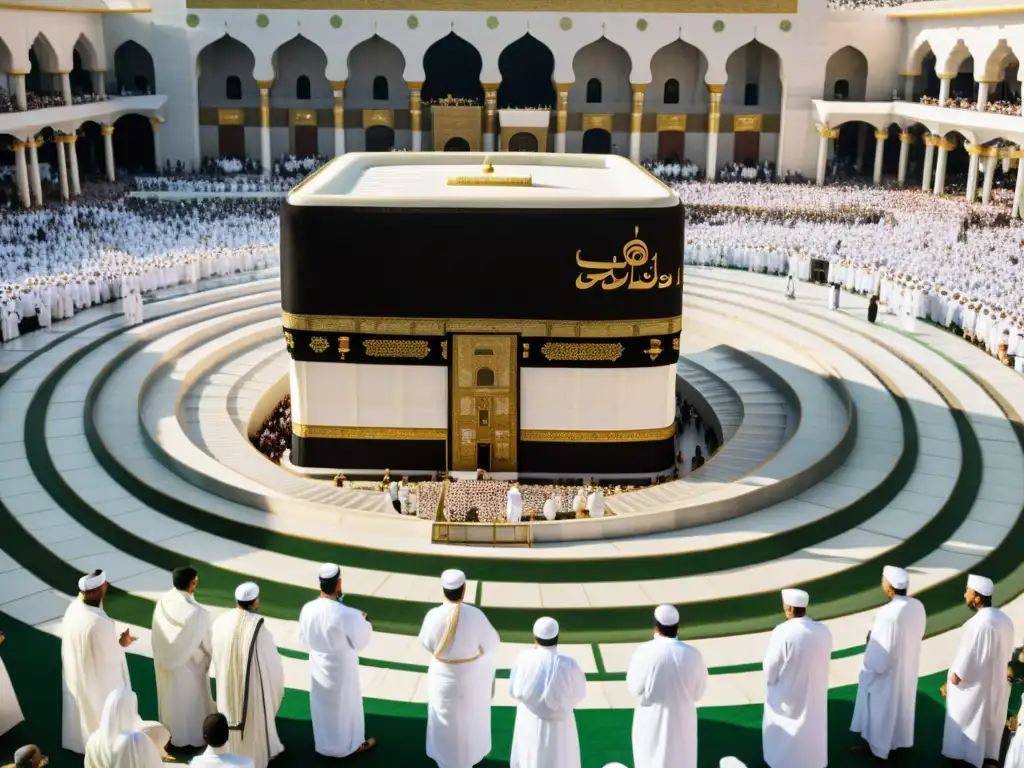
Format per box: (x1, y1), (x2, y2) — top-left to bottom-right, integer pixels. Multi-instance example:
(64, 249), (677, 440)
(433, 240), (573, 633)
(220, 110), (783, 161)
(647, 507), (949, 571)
(542, 499), (558, 522)
(84, 689), (170, 768)
(0, 652), (24, 737)
(210, 609), (285, 768)
(62, 600), (133, 754)
(941, 606), (1015, 767)
(627, 635), (708, 768)
(1004, 692), (1024, 768)
(297, 597), (373, 757)
(587, 491), (605, 518)
(508, 646), (587, 768)
(419, 601), (501, 768)
(506, 489), (523, 523)
(189, 745), (256, 767)
(151, 589), (216, 747)
(762, 615), (832, 768)
(849, 595), (926, 759)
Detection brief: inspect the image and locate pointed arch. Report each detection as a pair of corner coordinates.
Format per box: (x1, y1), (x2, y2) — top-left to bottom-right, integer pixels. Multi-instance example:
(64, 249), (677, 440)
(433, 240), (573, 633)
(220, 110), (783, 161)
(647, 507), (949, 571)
(724, 40), (782, 110)
(271, 35), (329, 101)
(114, 41), (155, 95)
(0, 37), (14, 76)
(347, 35), (407, 108)
(197, 35), (257, 106)
(824, 46), (867, 102)
(650, 40), (708, 110)
(423, 33), (483, 103)
(572, 38), (630, 111)
(73, 33), (100, 71)
(497, 34), (555, 109)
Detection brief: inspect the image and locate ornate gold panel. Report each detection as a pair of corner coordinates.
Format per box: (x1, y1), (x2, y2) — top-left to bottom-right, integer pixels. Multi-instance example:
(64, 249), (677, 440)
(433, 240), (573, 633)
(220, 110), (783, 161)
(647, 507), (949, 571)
(582, 113), (613, 132)
(656, 114), (688, 133)
(451, 334), (517, 472)
(431, 106), (483, 152)
(217, 109), (244, 126)
(733, 114), (763, 133)
(363, 109), (394, 128)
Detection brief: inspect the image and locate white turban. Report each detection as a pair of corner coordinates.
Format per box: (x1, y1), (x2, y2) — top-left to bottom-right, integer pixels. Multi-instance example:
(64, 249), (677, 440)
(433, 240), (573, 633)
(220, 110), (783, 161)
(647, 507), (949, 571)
(654, 604), (680, 626)
(781, 588), (809, 609)
(720, 759), (748, 768)
(533, 617), (559, 641)
(967, 574), (994, 597)
(441, 569), (466, 590)
(79, 570), (107, 592)
(235, 582), (259, 602)
(318, 563), (340, 581)
(883, 566), (909, 590)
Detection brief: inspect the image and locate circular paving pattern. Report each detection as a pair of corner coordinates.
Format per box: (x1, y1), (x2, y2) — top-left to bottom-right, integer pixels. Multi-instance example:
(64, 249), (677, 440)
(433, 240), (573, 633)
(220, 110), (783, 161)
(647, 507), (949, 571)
(1, 267), (1022, 767)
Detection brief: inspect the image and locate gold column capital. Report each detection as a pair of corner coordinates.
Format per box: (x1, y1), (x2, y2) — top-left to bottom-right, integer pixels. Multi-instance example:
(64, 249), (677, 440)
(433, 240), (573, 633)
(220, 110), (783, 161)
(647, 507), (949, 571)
(406, 80), (424, 90)
(259, 88), (270, 128)
(7, 70), (28, 77)
(11, 140), (26, 151)
(937, 73), (956, 80)
(631, 83), (648, 94)
(817, 125), (839, 140)
(874, 129), (890, 141)
(256, 79), (274, 90)
(706, 83), (725, 95)
(555, 82), (573, 94)
(481, 81), (500, 92)
(328, 80), (347, 91)
(409, 83), (422, 133)
(333, 92), (344, 129)
(630, 86), (645, 134)
(898, 132), (914, 144)
(899, 71), (919, 78)
(101, 125), (114, 136)
(150, 118), (162, 130)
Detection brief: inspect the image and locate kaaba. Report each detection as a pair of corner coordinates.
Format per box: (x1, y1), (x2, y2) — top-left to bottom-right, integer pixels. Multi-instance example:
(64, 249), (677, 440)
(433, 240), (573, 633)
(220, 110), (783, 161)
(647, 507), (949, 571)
(281, 152), (684, 476)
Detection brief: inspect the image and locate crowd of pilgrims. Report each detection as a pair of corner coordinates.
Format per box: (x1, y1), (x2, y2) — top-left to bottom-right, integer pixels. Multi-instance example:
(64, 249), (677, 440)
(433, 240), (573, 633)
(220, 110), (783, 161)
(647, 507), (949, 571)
(920, 95), (1024, 117)
(0, 88), (113, 113)
(1, 566), (1022, 768)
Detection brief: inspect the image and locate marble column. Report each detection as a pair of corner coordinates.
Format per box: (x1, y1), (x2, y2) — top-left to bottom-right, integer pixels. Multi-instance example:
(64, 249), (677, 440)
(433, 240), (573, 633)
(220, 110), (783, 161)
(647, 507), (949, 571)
(902, 73), (916, 102)
(933, 138), (950, 195)
(330, 81), (345, 156)
(102, 124), (116, 182)
(1013, 151), (1024, 218)
(554, 83), (570, 153)
(482, 82), (499, 153)
(67, 135), (81, 195)
(921, 136), (935, 192)
(55, 137), (70, 201)
(151, 118), (162, 169)
(872, 129), (887, 184)
(12, 142), (31, 208)
(965, 145), (981, 203)
(981, 151), (997, 205)
(257, 80), (273, 176)
(976, 81), (991, 112)
(28, 139), (43, 206)
(706, 84), (723, 181)
(897, 132), (912, 186)
(408, 81), (423, 151)
(629, 84), (646, 163)
(60, 71), (72, 106)
(815, 129), (830, 186)
(12, 73), (27, 110)
(938, 75), (952, 106)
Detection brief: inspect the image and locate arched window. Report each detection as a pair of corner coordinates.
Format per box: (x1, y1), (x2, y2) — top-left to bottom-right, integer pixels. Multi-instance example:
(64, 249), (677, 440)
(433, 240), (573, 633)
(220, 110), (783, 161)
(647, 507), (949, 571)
(226, 75), (242, 100)
(663, 78), (680, 104)
(743, 83), (759, 106)
(372, 75), (389, 101)
(833, 79), (850, 100)
(476, 368), (495, 387)
(296, 75), (311, 100)
(586, 78), (602, 104)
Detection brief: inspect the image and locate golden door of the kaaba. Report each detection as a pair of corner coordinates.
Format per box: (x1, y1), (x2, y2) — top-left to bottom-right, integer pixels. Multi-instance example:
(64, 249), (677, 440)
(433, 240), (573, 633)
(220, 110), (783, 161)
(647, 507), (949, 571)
(450, 334), (517, 472)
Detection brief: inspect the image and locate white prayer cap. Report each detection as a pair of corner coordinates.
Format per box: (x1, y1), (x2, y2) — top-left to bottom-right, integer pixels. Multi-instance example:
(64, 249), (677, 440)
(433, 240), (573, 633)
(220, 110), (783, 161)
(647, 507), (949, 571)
(441, 569), (466, 590)
(781, 588), (809, 608)
(720, 759), (748, 768)
(883, 566), (909, 590)
(533, 616), (559, 641)
(235, 582), (260, 602)
(654, 604), (680, 626)
(78, 570), (107, 592)
(967, 574), (994, 597)
(318, 563), (340, 581)
(602, 764), (630, 768)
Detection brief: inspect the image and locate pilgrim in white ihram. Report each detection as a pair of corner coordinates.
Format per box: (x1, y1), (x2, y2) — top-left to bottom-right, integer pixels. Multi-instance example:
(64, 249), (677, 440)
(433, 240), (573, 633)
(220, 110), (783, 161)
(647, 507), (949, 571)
(627, 604), (709, 768)
(849, 566), (927, 760)
(298, 563), (375, 758)
(419, 569), (501, 768)
(506, 485), (523, 523)
(508, 617), (587, 768)
(0, 626), (23, 739)
(84, 688), (169, 768)
(210, 582), (285, 768)
(762, 588), (832, 768)
(941, 574), (1015, 768)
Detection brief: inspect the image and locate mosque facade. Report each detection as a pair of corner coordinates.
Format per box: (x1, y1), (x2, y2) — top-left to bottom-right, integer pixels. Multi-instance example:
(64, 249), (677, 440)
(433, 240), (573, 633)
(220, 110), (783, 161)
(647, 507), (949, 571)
(1, 0), (1024, 203)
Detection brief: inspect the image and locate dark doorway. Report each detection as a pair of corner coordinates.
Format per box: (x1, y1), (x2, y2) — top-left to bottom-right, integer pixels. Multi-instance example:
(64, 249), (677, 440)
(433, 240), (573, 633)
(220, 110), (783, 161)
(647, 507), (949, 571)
(508, 132), (538, 151)
(293, 125), (317, 157)
(497, 34), (555, 109)
(77, 121), (102, 175)
(582, 129), (611, 154)
(365, 125), (395, 152)
(444, 136), (471, 152)
(218, 125), (245, 158)
(733, 132), (760, 164)
(113, 114), (155, 172)
(476, 443), (491, 472)
(423, 33), (484, 103)
(658, 131), (685, 162)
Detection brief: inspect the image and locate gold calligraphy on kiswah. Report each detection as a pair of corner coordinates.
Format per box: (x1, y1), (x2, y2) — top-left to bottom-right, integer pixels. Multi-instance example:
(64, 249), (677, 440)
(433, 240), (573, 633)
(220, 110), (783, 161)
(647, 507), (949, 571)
(575, 227), (677, 291)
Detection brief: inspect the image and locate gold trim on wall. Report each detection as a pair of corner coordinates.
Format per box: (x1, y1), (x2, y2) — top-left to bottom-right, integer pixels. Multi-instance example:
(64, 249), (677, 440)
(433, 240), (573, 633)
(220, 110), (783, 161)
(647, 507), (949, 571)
(363, 339), (431, 359)
(363, 109), (394, 128)
(293, 424), (447, 440)
(187, 0), (797, 10)
(540, 341), (625, 362)
(733, 114), (763, 133)
(582, 113), (612, 132)
(217, 109), (244, 126)
(282, 312), (683, 338)
(290, 109), (318, 127)
(656, 114), (688, 133)
(521, 425), (676, 443)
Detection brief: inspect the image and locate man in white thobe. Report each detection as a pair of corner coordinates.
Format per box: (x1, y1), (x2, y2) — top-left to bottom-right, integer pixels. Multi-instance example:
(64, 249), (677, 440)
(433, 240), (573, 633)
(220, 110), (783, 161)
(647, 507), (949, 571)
(941, 574), (1015, 768)
(627, 605), (708, 768)
(849, 566), (926, 760)
(297, 564), (375, 758)
(784, 274), (796, 300)
(189, 712), (255, 767)
(0, 627), (24, 737)
(508, 617), (586, 768)
(506, 484), (523, 523)
(762, 588), (832, 768)
(587, 489), (605, 518)
(419, 569), (501, 768)
(151, 566), (215, 748)
(62, 570), (135, 754)
(210, 583), (285, 768)
(542, 497), (558, 522)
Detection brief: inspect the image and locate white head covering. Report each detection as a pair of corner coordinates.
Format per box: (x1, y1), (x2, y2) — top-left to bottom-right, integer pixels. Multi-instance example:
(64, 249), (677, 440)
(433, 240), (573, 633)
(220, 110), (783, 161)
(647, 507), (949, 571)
(654, 604), (680, 626)
(533, 616), (559, 641)
(234, 582), (259, 602)
(318, 563), (340, 581)
(441, 569), (466, 590)
(781, 588), (810, 609)
(967, 574), (994, 597)
(109, 730), (162, 768)
(87, 689), (143, 768)
(79, 570), (107, 592)
(602, 764), (630, 768)
(720, 759), (748, 768)
(883, 566), (909, 590)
